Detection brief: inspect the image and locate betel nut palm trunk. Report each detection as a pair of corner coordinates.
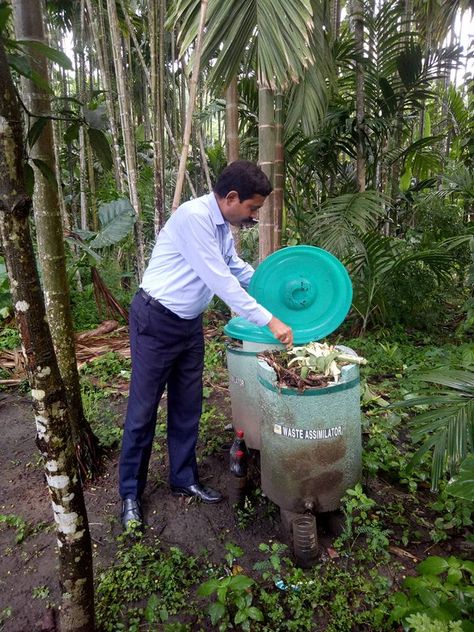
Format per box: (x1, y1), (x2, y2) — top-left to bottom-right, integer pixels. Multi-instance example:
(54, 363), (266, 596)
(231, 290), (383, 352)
(0, 37), (95, 632)
(12, 0), (101, 479)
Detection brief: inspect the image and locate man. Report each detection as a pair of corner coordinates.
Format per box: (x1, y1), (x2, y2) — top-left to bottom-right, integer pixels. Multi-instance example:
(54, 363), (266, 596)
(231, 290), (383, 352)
(119, 160), (293, 530)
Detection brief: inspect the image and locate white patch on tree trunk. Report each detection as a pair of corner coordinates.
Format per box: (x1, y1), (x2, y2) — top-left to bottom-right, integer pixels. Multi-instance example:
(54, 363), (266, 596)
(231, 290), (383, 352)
(52, 501), (83, 537)
(37, 365), (51, 378)
(46, 459), (63, 473)
(31, 389), (46, 401)
(46, 474), (70, 489)
(15, 300), (29, 312)
(35, 415), (49, 440)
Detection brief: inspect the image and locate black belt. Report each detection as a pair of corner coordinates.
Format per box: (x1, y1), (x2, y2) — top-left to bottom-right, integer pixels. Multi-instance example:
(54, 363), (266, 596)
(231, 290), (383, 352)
(139, 289), (182, 320)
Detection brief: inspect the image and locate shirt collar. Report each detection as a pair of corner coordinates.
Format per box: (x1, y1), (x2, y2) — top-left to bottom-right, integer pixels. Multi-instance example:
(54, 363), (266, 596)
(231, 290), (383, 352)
(209, 192), (226, 226)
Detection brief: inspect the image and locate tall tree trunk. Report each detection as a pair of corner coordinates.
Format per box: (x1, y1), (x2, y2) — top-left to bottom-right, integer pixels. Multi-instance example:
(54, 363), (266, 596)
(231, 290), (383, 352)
(225, 77), (241, 252)
(149, 0), (165, 232)
(76, 2), (89, 230)
(172, 0), (208, 210)
(273, 92), (284, 250)
(0, 38), (94, 632)
(330, 0), (341, 39)
(86, 0), (124, 194)
(350, 0), (366, 192)
(258, 84), (275, 261)
(13, 0), (101, 478)
(199, 127), (212, 189)
(225, 78), (239, 163)
(106, 0), (146, 277)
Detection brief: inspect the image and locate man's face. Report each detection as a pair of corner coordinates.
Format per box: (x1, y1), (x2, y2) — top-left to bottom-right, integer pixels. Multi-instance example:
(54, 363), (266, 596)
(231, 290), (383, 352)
(218, 192), (266, 227)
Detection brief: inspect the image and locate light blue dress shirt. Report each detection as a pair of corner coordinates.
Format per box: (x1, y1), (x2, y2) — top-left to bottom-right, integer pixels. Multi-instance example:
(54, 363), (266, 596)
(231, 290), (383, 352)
(141, 193), (272, 326)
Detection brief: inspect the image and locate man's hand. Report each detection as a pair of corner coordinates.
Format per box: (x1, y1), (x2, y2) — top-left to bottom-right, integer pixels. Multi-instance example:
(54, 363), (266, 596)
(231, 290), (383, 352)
(268, 316), (293, 348)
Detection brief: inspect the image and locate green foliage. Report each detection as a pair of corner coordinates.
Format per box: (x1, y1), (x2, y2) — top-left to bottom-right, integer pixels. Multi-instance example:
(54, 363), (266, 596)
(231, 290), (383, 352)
(239, 225), (259, 269)
(362, 410), (421, 489)
(203, 338), (226, 380)
(395, 368), (474, 491)
(81, 382), (123, 449)
(390, 555), (474, 631)
(69, 285), (101, 331)
(0, 514), (29, 544)
(32, 585), (50, 600)
(334, 484), (392, 560)
(198, 573), (263, 631)
(254, 558), (393, 631)
(447, 454), (474, 502)
(96, 540), (204, 631)
(87, 127), (113, 171)
(428, 486), (473, 544)
(254, 542), (289, 581)
(66, 198), (136, 261)
(198, 403), (228, 456)
(0, 514), (49, 544)
(0, 606), (12, 629)
(405, 613), (464, 632)
(170, 0), (318, 92)
(310, 191), (386, 258)
(80, 351), (131, 384)
(347, 232), (453, 333)
(205, 142), (227, 181)
(0, 325), (20, 350)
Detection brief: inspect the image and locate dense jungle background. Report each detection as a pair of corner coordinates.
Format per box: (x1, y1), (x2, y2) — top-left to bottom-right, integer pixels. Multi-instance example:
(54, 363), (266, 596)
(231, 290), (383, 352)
(0, 0), (473, 631)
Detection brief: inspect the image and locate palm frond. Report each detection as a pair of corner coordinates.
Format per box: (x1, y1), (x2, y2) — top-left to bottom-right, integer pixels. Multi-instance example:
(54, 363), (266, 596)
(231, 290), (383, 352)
(169, 0), (318, 92)
(394, 368), (474, 491)
(309, 191), (385, 258)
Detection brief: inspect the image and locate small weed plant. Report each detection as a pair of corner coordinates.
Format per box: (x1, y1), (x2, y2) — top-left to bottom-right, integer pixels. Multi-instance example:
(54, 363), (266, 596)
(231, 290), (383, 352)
(0, 513), (49, 544)
(81, 381), (122, 449)
(198, 543), (264, 631)
(334, 483), (392, 560)
(96, 538), (204, 631)
(80, 351), (131, 385)
(390, 555), (474, 631)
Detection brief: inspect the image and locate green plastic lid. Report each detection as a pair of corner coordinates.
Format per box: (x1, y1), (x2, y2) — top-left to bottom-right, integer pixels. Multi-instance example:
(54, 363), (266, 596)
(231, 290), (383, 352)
(224, 245), (352, 344)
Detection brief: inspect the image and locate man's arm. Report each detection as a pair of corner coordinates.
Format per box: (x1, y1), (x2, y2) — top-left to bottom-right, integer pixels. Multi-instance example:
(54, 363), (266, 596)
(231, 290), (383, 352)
(173, 210), (293, 346)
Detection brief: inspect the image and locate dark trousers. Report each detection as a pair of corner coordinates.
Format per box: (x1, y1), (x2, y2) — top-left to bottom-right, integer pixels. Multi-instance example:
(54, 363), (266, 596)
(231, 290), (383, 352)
(119, 291), (204, 500)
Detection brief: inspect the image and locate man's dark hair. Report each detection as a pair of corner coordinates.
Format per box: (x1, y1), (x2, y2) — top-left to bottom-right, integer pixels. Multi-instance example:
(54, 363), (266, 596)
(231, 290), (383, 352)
(214, 160), (272, 201)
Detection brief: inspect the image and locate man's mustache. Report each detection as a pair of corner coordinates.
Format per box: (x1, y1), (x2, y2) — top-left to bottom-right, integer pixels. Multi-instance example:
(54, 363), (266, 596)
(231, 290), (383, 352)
(240, 218), (259, 229)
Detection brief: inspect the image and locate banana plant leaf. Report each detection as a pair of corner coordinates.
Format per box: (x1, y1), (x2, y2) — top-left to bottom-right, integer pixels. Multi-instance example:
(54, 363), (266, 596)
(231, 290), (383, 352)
(90, 199), (136, 249)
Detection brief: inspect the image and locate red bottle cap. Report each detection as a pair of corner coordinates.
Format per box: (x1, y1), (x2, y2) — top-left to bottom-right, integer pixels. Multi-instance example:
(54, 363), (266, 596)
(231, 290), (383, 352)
(236, 429), (244, 438)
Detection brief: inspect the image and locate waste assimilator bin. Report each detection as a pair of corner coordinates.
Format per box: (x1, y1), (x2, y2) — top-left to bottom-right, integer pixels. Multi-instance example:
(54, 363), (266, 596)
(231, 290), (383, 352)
(257, 346), (362, 514)
(224, 245), (354, 452)
(224, 246), (360, 562)
(224, 339), (280, 450)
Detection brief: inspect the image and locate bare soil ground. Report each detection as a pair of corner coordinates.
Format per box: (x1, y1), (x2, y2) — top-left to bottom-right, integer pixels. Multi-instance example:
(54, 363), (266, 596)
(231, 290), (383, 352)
(0, 388), (294, 632)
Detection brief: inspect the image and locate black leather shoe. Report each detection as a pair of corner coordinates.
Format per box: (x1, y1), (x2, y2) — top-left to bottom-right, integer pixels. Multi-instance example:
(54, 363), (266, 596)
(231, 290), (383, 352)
(121, 498), (144, 531)
(170, 482), (223, 504)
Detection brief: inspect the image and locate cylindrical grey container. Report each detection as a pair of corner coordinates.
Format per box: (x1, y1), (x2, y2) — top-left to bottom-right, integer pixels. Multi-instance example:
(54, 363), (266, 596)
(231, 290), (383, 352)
(226, 340), (280, 449)
(257, 347), (362, 513)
